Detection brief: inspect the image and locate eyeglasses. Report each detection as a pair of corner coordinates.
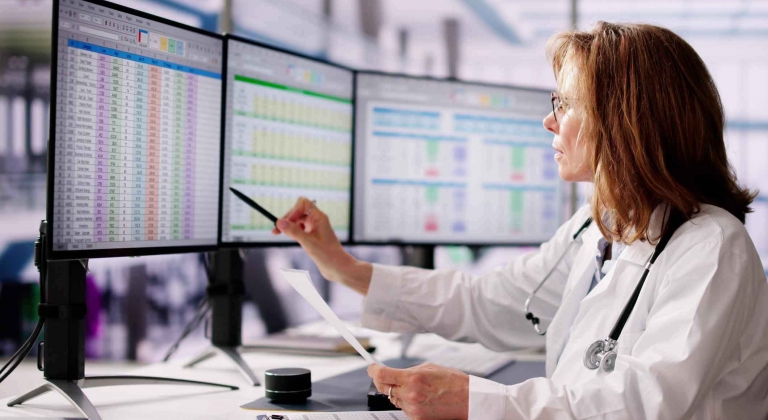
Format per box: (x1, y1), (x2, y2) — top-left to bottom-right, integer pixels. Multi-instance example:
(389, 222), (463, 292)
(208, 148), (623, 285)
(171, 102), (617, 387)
(551, 92), (565, 122)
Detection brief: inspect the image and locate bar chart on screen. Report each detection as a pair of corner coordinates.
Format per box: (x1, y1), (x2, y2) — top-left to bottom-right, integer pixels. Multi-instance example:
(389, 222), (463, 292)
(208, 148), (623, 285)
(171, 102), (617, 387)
(225, 73), (352, 239)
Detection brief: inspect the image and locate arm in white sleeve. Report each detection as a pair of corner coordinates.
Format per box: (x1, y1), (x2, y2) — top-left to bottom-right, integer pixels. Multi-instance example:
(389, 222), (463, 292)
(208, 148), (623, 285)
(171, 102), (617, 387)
(479, 237), (762, 420)
(360, 205), (592, 351)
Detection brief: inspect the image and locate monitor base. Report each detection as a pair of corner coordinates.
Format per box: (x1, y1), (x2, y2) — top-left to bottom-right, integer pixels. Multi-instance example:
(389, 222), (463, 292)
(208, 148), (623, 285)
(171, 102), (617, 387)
(7, 375), (238, 420)
(184, 345), (260, 386)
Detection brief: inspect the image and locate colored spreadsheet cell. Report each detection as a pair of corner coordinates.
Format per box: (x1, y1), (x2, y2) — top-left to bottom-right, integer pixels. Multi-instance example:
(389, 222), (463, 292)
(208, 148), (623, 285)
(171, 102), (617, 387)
(52, 38), (222, 252)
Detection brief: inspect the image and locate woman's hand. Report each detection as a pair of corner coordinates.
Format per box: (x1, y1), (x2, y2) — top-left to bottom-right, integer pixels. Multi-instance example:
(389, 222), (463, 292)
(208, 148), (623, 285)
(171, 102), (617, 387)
(368, 363), (469, 420)
(273, 197), (372, 294)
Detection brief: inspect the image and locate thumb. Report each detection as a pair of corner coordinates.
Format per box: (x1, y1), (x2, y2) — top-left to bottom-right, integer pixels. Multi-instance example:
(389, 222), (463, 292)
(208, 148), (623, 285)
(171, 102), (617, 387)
(276, 218), (307, 242)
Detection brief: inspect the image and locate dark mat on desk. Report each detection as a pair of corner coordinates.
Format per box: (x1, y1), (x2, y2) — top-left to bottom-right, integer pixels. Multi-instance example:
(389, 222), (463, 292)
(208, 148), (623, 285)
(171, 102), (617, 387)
(241, 357), (545, 412)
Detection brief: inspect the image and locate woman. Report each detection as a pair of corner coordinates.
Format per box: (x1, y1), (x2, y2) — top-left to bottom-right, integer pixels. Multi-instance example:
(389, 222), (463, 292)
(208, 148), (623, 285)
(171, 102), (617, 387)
(273, 22), (768, 419)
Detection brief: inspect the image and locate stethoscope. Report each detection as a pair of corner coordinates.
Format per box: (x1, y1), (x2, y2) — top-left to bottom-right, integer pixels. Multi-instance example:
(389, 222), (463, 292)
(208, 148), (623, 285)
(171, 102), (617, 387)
(524, 210), (685, 372)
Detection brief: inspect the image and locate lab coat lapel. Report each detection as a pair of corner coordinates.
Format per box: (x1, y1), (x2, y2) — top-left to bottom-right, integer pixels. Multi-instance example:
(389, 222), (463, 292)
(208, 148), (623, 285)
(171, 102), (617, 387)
(545, 224), (602, 377)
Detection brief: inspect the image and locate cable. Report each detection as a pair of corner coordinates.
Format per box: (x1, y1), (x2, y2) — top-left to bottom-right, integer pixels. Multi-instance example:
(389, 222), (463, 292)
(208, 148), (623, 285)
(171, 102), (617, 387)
(0, 226), (49, 384)
(0, 322), (39, 376)
(0, 319), (44, 384)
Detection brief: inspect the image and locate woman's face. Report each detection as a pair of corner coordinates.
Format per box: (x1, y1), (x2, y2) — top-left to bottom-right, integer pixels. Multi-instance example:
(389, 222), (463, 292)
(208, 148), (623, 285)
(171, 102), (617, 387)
(543, 75), (593, 183)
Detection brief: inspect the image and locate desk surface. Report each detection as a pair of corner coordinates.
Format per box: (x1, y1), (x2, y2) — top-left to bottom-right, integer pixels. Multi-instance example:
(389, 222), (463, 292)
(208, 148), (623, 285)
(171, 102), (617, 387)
(0, 331), (544, 419)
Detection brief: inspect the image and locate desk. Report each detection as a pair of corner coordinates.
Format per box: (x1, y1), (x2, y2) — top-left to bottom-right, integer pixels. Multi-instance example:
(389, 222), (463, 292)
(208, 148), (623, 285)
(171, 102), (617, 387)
(0, 332), (544, 419)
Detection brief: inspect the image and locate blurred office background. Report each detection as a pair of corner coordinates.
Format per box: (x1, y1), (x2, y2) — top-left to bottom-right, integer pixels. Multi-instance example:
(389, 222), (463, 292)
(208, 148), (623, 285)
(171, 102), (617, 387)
(1, 0), (766, 362)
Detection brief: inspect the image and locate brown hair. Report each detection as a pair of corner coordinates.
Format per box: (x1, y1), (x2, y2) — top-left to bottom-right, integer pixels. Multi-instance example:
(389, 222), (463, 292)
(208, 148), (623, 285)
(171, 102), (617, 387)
(547, 21), (756, 244)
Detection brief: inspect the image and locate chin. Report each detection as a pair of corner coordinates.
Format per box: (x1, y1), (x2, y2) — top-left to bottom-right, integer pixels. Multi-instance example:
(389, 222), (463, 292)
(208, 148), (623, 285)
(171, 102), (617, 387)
(557, 164), (591, 183)
(557, 168), (576, 182)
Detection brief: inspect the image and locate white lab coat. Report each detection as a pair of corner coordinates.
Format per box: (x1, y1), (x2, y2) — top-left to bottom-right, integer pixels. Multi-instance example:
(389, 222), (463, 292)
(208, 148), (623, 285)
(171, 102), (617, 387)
(361, 204), (768, 420)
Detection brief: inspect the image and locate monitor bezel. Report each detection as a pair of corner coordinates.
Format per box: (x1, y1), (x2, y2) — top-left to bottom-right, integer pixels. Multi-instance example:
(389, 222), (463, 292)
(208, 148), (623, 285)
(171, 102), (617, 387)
(47, 0), (224, 260)
(350, 70), (563, 247)
(217, 34), (356, 248)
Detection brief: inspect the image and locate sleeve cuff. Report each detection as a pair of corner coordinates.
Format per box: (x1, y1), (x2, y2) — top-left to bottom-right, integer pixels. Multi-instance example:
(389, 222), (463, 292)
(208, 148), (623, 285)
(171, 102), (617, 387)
(469, 375), (507, 420)
(360, 264), (417, 333)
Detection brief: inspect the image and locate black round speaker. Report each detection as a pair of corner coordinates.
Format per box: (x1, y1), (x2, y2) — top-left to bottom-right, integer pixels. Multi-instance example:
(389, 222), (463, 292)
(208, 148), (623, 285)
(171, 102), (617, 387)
(264, 368), (312, 403)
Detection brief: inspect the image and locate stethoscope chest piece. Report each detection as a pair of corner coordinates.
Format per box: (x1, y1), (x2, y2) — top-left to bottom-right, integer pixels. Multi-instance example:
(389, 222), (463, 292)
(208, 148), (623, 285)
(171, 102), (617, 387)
(583, 338), (618, 372)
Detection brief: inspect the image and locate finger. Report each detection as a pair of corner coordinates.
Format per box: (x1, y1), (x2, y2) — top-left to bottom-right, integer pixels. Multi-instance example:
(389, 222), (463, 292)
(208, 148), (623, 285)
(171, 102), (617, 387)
(271, 226), (281, 235)
(299, 211), (326, 234)
(367, 365), (393, 394)
(275, 218), (307, 242)
(284, 197), (314, 222)
(368, 365), (409, 388)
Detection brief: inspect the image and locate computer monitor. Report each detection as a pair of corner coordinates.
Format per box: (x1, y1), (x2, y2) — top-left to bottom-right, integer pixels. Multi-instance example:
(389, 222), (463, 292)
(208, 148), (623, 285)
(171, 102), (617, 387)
(219, 35), (354, 246)
(353, 72), (563, 245)
(48, 0), (224, 259)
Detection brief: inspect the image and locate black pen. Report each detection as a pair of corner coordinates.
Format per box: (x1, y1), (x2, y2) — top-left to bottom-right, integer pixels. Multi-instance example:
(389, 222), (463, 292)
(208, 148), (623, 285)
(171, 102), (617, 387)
(229, 187), (278, 225)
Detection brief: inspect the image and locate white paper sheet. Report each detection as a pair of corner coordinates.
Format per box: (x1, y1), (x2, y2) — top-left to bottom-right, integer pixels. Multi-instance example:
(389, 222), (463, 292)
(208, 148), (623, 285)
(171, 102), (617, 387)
(259, 412), (408, 420)
(279, 268), (384, 366)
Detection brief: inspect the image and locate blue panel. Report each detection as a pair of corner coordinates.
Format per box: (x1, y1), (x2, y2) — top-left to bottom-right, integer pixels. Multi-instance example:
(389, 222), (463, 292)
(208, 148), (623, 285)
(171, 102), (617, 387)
(143, 0), (219, 32)
(0, 241), (34, 282)
(68, 40), (222, 79)
(726, 120), (768, 131)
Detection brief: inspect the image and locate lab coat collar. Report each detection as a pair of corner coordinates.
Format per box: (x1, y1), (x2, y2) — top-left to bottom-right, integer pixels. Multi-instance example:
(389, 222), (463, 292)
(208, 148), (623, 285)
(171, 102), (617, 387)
(607, 204), (671, 267)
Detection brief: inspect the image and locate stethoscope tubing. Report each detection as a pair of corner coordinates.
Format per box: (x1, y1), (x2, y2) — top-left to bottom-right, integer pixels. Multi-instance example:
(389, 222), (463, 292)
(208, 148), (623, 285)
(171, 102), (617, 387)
(606, 209), (684, 340)
(524, 217), (593, 335)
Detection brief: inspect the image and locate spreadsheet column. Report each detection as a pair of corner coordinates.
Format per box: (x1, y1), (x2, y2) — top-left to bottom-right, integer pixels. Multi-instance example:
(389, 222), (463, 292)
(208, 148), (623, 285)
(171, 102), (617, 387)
(72, 46), (98, 245)
(193, 74), (221, 240)
(157, 69), (170, 240)
(184, 73), (198, 240)
(119, 57), (137, 243)
(132, 61), (148, 242)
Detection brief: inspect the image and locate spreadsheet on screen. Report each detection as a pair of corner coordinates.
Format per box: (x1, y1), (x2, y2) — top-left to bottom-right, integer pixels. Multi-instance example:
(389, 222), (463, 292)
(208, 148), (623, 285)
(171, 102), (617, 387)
(51, 0), (223, 254)
(219, 37), (354, 244)
(353, 73), (563, 245)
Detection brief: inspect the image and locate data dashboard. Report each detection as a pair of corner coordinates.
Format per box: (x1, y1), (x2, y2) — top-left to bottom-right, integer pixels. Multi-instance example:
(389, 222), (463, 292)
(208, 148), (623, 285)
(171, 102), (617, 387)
(353, 73), (562, 244)
(50, 0), (223, 257)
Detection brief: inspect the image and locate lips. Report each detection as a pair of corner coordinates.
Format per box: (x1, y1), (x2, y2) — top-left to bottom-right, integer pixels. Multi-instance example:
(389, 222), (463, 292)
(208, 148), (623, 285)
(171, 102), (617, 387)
(552, 143), (564, 154)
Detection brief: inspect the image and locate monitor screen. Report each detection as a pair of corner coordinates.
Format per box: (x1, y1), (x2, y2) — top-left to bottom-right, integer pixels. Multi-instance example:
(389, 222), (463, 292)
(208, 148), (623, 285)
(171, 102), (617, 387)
(219, 36), (354, 245)
(353, 73), (563, 245)
(49, 0), (223, 259)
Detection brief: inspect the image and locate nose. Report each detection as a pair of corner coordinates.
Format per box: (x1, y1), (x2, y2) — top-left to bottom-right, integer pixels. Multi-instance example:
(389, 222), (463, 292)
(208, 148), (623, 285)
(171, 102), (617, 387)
(543, 112), (558, 135)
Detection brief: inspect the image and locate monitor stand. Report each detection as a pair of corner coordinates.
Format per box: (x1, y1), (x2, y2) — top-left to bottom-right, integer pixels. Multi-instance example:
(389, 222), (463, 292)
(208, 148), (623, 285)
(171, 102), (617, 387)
(7, 222), (238, 420)
(182, 248), (260, 386)
(397, 245), (435, 357)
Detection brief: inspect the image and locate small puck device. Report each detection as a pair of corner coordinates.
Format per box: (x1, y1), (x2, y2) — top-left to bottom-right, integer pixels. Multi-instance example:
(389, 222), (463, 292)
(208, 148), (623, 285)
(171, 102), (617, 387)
(264, 368), (312, 403)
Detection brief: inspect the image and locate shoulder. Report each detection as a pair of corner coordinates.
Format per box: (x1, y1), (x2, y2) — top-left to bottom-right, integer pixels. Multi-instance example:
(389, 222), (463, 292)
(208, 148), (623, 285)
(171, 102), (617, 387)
(681, 205), (756, 254)
(661, 205), (764, 285)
